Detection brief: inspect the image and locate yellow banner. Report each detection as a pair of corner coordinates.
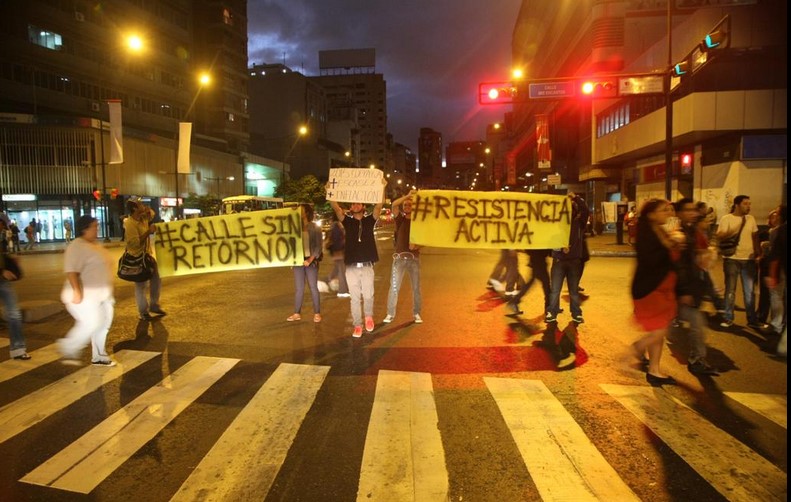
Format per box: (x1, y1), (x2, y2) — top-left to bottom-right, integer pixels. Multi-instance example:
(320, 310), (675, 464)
(153, 207), (303, 277)
(410, 190), (571, 249)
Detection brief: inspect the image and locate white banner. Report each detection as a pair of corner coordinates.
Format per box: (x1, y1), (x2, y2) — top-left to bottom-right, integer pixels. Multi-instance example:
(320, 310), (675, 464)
(107, 100), (123, 164)
(325, 168), (384, 204)
(177, 122), (192, 174)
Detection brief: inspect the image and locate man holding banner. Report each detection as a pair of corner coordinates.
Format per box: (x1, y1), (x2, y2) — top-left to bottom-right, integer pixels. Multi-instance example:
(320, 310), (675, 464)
(326, 171), (387, 338)
(383, 190), (423, 325)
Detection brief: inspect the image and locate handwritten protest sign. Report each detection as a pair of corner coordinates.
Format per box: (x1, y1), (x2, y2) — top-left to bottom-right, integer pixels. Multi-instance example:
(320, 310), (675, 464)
(410, 190), (572, 249)
(153, 207), (303, 277)
(325, 168), (384, 204)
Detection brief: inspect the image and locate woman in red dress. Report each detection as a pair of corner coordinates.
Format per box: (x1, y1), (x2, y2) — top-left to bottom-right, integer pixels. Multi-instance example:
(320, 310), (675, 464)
(631, 199), (683, 386)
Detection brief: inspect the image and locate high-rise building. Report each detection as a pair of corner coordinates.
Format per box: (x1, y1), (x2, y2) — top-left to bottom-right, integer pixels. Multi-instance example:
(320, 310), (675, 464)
(311, 49), (388, 171)
(417, 128), (443, 188)
(0, 0), (248, 236)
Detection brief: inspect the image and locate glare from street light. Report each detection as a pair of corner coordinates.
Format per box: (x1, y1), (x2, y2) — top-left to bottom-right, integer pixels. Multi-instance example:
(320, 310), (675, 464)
(199, 72), (211, 86)
(298, 125), (308, 136)
(127, 34), (143, 52)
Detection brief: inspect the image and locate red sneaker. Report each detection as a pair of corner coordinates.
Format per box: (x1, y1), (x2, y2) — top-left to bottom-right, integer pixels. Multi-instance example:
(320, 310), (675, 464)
(352, 326), (363, 338)
(365, 316), (375, 332)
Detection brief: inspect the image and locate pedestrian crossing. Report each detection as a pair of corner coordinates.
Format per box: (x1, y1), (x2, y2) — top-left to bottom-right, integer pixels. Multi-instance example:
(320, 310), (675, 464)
(1, 346), (787, 501)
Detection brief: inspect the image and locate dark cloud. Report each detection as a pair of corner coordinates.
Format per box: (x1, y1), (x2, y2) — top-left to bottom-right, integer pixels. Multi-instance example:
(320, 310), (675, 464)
(248, 0), (521, 151)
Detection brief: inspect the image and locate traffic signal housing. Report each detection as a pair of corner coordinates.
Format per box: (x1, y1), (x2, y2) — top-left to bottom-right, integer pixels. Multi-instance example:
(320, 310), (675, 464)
(579, 78), (618, 98)
(92, 189), (102, 201)
(479, 82), (518, 105)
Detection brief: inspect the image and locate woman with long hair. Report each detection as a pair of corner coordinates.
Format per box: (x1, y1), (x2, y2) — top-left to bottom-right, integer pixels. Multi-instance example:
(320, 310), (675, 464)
(58, 215), (117, 365)
(631, 199), (683, 386)
(286, 204), (323, 323)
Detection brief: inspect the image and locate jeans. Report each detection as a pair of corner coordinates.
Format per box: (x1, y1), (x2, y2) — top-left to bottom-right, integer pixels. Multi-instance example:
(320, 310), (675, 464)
(59, 298), (114, 360)
(0, 280), (25, 358)
(386, 255), (421, 317)
(293, 264), (320, 314)
(768, 273), (786, 334)
(677, 303), (707, 363)
(547, 258), (583, 317)
(703, 271), (725, 312)
(345, 265), (375, 327)
(135, 256), (161, 316)
(723, 258), (757, 323)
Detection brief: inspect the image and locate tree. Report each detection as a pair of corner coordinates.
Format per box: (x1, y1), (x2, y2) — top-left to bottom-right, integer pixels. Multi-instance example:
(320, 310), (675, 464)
(275, 175), (326, 206)
(183, 192), (220, 216)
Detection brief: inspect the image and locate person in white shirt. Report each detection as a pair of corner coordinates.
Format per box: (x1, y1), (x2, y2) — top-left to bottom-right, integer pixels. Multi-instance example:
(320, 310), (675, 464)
(715, 195), (764, 329)
(58, 215), (117, 366)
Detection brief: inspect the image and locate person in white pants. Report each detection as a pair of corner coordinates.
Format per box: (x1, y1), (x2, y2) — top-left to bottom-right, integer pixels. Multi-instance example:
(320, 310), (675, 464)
(58, 215), (117, 366)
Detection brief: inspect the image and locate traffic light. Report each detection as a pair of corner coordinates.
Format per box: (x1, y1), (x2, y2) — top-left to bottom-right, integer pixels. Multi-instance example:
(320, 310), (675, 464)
(92, 189), (102, 201)
(672, 59), (689, 77)
(680, 152), (692, 168)
(479, 82), (518, 105)
(110, 188), (119, 199)
(579, 79), (618, 98)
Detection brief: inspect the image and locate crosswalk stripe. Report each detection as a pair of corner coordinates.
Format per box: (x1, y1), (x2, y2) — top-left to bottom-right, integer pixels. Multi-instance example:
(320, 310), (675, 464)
(724, 392), (787, 429)
(357, 370), (449, 502)
(170, 363), (330, 501)
(486, 378), (639, 502)
(0, 343), (63, 383)
(21, 355), (240, 494)
(0, 349), (158, 445)
(601, 384), (787, 502)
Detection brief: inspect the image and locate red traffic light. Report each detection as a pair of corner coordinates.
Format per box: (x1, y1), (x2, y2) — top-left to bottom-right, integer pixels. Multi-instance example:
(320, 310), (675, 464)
(110, 188), (119, 199)
(681, 153), (692, 168)
(479, 81), (518, 105)
(92, 189), (102, 201)
(579, 79), (617, 98)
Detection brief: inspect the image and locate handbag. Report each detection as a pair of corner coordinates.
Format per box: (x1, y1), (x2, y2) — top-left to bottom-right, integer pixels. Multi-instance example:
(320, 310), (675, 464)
(117, 252), (152, 282)
(1, 253), (22, 280)
(718, 217), (746, 257)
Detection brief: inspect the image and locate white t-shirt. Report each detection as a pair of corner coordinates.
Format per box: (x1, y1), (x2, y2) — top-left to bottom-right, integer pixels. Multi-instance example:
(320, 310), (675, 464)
(718, 213), (758, 260)
(61, 237), (115, 303)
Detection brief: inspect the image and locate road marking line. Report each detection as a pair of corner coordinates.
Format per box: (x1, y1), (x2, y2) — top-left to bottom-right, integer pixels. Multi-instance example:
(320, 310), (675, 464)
(170, 363), (330, 501)
(601, 384), (787, 502)
(21, 356), (239, 494)
(0, 349), (158, 445)
(357, 370), (449, 502)
(0, 343), (63, 383)
(724, 392), (787, 429)
(487, 378), (638, 502)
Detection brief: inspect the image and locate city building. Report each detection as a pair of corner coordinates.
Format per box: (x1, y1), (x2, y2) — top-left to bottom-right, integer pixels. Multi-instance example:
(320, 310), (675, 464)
(509, 0), (786, 222)
(417, 127), (443, 188)
(0, 0), (249, 238)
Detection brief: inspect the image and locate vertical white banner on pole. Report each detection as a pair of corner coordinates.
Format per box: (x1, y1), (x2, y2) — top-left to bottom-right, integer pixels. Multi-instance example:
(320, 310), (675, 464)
(177, 122), (192, 174)
(107, 99), (123, 164)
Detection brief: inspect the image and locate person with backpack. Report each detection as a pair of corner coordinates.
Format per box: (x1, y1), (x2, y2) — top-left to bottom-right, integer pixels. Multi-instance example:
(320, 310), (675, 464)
(383, 190), (423, 325)
(286, 204), (323, 323)
(24, 220), (36, 250)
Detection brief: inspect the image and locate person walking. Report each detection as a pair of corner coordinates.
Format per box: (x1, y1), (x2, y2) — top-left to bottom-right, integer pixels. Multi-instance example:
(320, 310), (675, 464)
(716, 195), (765, 329)
(383, 190), (423, 324)
(10, 221), (20, 254)
(64, 219), (73, 242)
(764, 206), (787, 357)
(0, 214), (29, 360)
(324, 212), (350, 298)
(24, 220), (36, 251)
(286, 204), (323, 323)
(630, 199), (681, 386)
(545, 193), (589, 324)
(506, 249), (551, 317)
(675, 198), (719, 375)
(327, 178), (387, 338)
(124, 199), (165, 321)
(57, 215), (116, 366)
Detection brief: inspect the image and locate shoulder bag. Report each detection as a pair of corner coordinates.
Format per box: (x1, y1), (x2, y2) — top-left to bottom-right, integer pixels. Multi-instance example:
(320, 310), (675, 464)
(718, 217), (746, 257)
(117, 252), (152, 282)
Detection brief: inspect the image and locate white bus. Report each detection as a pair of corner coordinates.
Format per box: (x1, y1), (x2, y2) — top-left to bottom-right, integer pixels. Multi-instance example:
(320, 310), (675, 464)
(220, 196), (284, 214)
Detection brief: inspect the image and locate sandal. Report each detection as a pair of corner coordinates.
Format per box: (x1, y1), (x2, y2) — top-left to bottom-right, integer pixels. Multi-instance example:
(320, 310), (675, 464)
(286, 313), (301, 321)
(13, 353), (32, 360)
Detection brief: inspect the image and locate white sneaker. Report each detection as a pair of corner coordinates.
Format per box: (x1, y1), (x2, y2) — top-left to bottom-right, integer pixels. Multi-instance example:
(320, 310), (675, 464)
(414, 314), (423, 324)
(383, 315), (394, 323)
(488, 279), (505, 293)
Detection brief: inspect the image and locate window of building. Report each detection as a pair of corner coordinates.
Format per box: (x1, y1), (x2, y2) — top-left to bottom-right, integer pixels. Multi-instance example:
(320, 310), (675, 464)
(28, 25), (62, 51)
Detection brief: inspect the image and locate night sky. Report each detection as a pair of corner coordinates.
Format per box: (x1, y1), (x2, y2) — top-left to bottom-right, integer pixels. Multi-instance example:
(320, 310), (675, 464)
(247, 0), (521, 152)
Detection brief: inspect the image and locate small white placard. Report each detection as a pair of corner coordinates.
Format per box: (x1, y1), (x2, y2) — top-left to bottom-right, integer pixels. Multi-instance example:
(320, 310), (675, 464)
(326, 168), (384, 204)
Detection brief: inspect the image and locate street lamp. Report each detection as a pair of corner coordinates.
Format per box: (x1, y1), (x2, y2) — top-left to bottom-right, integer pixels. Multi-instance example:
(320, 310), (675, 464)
(173, 71), (212, 220)
(97, 33), (144, 241)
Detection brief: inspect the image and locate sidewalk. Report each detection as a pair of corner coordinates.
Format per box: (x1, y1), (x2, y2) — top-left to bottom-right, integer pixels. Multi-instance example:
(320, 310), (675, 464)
(14, 239), (125, 255)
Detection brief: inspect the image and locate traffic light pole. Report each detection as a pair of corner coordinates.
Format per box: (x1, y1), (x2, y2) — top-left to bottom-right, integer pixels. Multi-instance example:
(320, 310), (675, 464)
(98, 119), (111, 242)
(664, 1), (673, 201)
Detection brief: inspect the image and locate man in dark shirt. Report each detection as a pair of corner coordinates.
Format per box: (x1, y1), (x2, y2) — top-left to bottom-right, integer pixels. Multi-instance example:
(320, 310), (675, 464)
(383, 190), (423, 325)
(545, 193), (588, 324)
(328, 178), (386, 338)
